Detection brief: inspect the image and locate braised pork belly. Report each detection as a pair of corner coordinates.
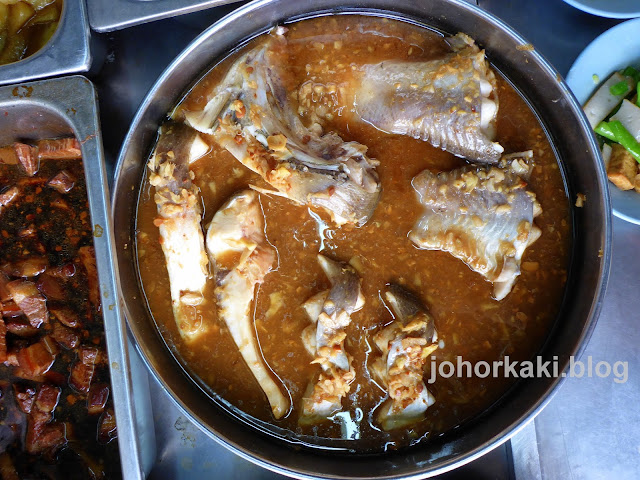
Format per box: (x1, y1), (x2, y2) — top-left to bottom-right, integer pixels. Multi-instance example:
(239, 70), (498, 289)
(0, 138), (120, 477)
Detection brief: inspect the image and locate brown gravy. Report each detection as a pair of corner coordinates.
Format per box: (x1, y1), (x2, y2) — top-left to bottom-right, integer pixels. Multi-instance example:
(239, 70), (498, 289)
(136, 15), (570, 451)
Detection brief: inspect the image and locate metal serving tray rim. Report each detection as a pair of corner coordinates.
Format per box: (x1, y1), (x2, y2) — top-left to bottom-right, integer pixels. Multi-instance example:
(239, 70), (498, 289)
(0, 75), (152, 479)
(0, 0), (91, 86)
(87, 0), (243, 33)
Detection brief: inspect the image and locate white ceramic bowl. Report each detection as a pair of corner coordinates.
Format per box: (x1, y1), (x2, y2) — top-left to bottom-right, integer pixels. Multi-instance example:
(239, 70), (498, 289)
(567, 18), (640, 225)
(563, 0), (640, 19)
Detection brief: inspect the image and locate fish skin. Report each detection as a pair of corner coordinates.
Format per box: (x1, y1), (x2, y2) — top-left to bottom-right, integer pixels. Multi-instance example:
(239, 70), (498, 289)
(206, 189), (290, 419)
(182, 34), (381, 227)
(409, 152), (542, 301)
(148, 122), (209, 340)
(371, 285), (437, 431)
(355, 33), (503, 164)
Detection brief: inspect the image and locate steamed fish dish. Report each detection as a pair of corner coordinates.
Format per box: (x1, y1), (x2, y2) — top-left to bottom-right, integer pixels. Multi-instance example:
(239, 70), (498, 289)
(136, 16), (570, 452)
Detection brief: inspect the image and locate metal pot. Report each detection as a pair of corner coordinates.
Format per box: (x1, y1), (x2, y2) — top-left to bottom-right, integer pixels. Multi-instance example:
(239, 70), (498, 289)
(112, 0), (611, 477)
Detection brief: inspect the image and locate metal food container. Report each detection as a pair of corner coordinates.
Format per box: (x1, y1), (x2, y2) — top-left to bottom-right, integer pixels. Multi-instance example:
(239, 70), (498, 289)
(0, 76), (155, 479)
(87, 0), (243, 33)
(0, 0), (91, 86)
(113, 0), (611, 477)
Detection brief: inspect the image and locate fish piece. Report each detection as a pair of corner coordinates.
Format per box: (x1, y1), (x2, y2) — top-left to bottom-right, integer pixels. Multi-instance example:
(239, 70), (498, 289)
(206, 190), (289, 419)
(300, 290), (329, 356)
(409, 152), (541, 300)
(148, 122), (210, 340)
(355, 33), (503, 164)
(183, 34), (381, 226)
(300, 255), (364, 424)
(371, 285), (438, 431)
(0, 272), (11, 302)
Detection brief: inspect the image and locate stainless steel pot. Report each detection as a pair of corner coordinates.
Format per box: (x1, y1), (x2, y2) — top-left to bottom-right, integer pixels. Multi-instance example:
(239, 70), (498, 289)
(112, 0), (612, 477)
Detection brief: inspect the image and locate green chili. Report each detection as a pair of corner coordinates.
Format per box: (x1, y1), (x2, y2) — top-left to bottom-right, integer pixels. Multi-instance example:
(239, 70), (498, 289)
(622, 66), (640, 83)
(609, 120), (640, 163)
(594, 121), (617, 142)
(610, 81), (629, 96)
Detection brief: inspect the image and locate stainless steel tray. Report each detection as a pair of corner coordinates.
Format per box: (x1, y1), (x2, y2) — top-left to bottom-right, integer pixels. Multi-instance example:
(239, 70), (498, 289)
(87, 0), (243, 33)
(0, 0), (91, 86)
(0, 75), (155, 479)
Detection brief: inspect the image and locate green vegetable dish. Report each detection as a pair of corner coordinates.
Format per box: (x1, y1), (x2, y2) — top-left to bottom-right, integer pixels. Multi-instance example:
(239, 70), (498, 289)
(584, 65), (640, 193)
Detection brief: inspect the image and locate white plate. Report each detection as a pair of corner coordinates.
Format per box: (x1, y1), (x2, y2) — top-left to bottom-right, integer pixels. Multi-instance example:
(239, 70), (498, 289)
(566, 18), (640, 225)
(563, 0), (640, 18)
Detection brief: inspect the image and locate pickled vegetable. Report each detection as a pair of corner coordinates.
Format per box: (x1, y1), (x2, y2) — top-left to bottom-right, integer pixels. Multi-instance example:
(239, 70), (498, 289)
(0, 0), (62, 66)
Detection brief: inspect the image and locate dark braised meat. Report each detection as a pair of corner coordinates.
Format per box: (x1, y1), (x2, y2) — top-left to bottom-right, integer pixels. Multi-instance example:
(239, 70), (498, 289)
(78, 247), (100, 310)
(26, 384), (65, 455)
(13, 143), (39, 177)
(87, 383), (109, 416)
(36, 273), (66, 301)
(0, 138), (120, 478)
(0, 317), (6, 362)
(47, 170), (76, 194)
(51, 322), (80, 350)
(6, 280), (48, 328)
(2, 257), (49, 277)
(13, 383), (36, 414)
(0, 187), (19, 213)
(70, 346), (98, 394)
(97, 407), (117, 444)
(50, 306), (81, 329)
(15, 340), (56, 378)
(5, 318), (39, 337)
(37, 138), (82, 161)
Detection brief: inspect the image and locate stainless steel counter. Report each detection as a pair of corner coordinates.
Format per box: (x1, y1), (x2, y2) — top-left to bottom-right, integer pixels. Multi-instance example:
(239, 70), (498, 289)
(91, 1), (638, 478)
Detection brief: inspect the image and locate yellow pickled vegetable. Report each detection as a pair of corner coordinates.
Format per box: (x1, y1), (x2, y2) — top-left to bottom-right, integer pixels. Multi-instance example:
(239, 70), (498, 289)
(0, 0), (62, 66)
(8, 2), (35, 35)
